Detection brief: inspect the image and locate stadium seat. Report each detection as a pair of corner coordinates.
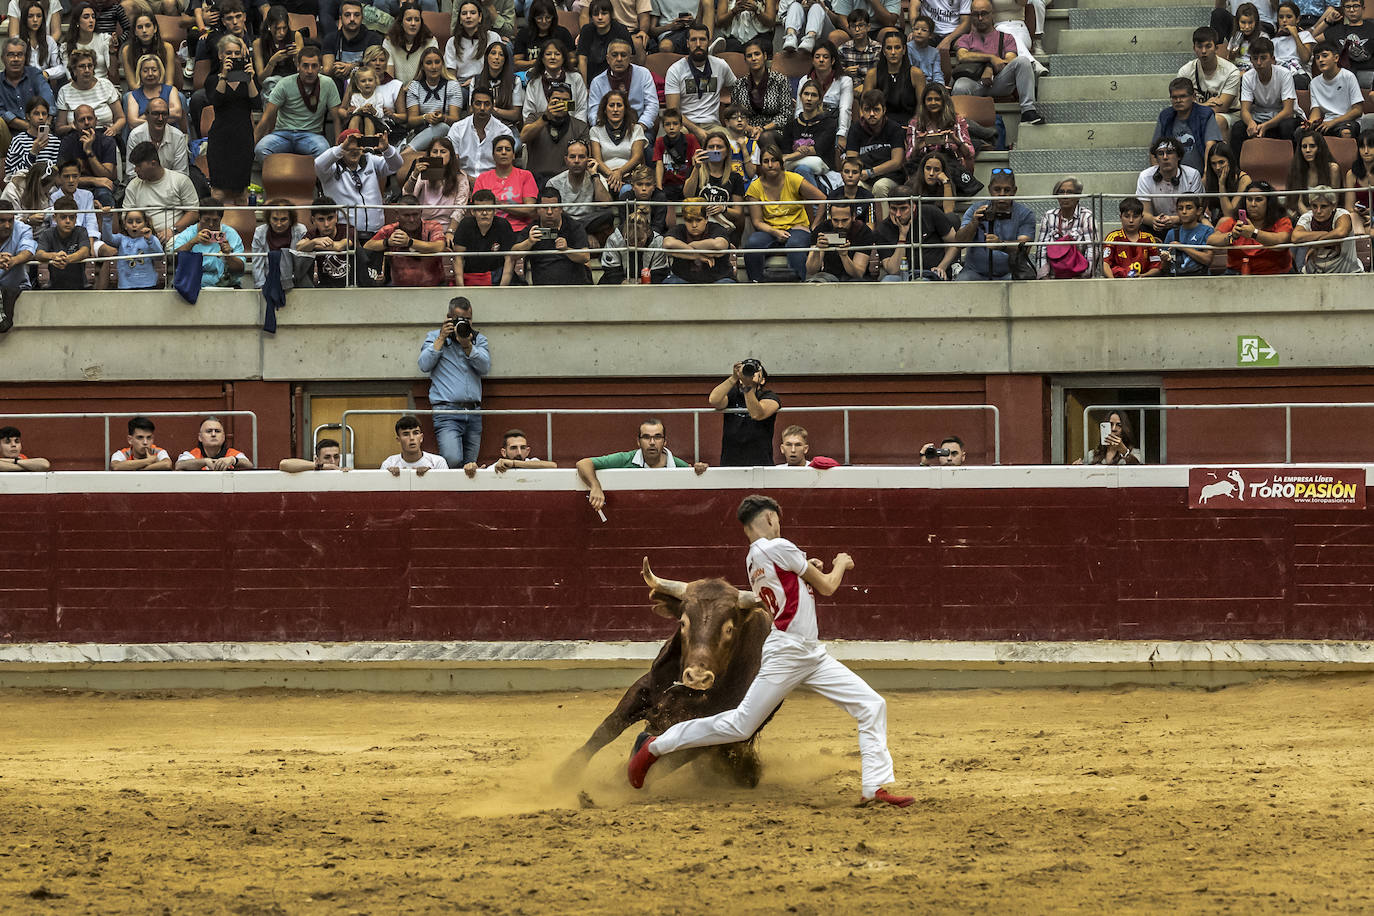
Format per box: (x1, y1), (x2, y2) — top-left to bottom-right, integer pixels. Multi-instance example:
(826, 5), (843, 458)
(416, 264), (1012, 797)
(556, 8), (580, 39)
(199, 105), (215, 137)
(1327, 135), (1357, 174)
(645, 52), (683, 79)
(1296, 88), (1310, 114)
(1239, 137), (1293, 189)
(718, 51), (747, 79)
(262, 153), (320, 206)
(288, 13), (316, 38)
(952, 94), (995, 128)
(219, 205), (258, 247)
(772, 50), (812, 80)
(192, 57), (211, 91)
(423, 10), (451, 46)
(157, 14), (186, 47)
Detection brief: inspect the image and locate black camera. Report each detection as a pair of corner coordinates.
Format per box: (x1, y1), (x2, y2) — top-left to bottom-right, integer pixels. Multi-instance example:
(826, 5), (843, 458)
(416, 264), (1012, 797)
(922, 447), (951, 460)
(450, 316), (474, 342)
(740, 358), (762, 379)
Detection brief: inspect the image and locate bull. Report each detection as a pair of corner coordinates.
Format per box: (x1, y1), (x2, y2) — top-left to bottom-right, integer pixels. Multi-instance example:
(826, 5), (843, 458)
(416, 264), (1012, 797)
(559, 558), (778, 787)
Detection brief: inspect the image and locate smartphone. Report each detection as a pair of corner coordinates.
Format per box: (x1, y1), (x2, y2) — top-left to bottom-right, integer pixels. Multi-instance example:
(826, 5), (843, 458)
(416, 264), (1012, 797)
(1098, 421), (1112, 444)
(529, 227), (544, 241)
(1237, 208), (1247, 223)
(707, 149), (724, 162)
(357, 135), (380, 149)
(210, 230), (225, 242)
(822, 232), (844, 245)
(424, 156), (444, 169)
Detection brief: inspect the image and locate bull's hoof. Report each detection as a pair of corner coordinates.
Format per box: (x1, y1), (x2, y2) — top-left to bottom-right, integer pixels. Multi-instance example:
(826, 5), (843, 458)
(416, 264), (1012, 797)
(718, 744), (762, 788)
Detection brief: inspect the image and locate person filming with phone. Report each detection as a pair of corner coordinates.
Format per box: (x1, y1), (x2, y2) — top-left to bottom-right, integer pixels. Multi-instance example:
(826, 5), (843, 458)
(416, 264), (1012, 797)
(418, 295), (490, 467)
(709, 358), (781, 466)
(172, 196), (246, 288)
(1074, 410), (1144, 466)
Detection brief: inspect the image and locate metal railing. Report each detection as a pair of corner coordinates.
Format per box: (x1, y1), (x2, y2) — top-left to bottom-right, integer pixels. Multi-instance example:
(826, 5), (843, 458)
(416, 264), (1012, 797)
(0, 410), (259, 469)
(340, 404), (1002, 465)
(1081, 402), (1374, 464)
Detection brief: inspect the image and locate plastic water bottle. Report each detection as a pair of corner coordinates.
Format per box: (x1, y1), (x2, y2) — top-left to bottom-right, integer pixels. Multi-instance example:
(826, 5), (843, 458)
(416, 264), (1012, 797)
(899, 253), (909, 278)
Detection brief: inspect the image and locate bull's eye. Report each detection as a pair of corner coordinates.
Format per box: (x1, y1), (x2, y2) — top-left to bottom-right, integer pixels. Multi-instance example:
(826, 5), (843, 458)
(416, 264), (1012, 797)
(722, 622), (734, 639)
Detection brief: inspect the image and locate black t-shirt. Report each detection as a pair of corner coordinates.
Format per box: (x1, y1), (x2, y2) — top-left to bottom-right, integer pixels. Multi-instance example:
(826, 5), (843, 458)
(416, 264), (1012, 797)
(781, 110), (839, 166)
(874, 204), (953, 272)
(814, 218), (874, 277)
(528, 216), (590, 285)
(721, 383), (779, 467)
(516, 25), (576, 64)
(576, 22), (633, 81)
(666, 222), (731, 281)
(324, 27), (384, 64)
(57, 132), (117, 176)
(305, 223), (355, 286)
(36, 225), (90, 289)
(826, 186), (874, 225)
(196, 26), (256, 63)
(845, 117), (905, 170)
(1327, 21), (1374, 71)
(453, 215), (516, 274)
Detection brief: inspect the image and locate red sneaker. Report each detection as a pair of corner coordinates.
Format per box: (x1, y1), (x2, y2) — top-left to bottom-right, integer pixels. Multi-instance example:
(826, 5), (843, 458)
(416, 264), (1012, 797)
(860, 788), (914, 808)
(626, 731), (658, 789)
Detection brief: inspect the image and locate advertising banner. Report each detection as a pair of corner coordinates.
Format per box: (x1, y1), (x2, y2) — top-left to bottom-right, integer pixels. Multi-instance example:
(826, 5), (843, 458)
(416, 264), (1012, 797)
(1189, 467), (1366, 510)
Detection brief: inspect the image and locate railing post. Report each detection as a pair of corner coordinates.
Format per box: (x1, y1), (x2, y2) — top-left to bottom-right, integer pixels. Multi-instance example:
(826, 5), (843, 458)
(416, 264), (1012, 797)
(693, 410), (700, 464)
(103, 418), (110, 471)
(1285, 405), (1292, 463)
(843, 408), (851, 466)
(546, 411), (554, 463)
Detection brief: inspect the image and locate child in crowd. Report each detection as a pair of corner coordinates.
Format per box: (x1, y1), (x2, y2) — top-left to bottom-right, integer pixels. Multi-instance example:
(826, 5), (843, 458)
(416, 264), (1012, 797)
(382, 414), (448, 474)
(35, 196), (91, 289)
(654, 108), (700, 200)
(100, 207), (162, 290)
(1306, 41), (1364, 137)
(253, 199), (311, 290)
(722, 106), (758, 180)
(1160, 195), (1214, 276)
(905, 15), (943, 87)
(599, 212), (669, 284)
(828, 157), (875, 225)
(1102, 197), (1163, 278)
(343, 65), (391, 135)
(838, 8), (881, 85)
(296, 195), (356, 288)
(627, 165), (671, 235)
(1272, 2), (1313, 88)
(1224, 3), (1263, 71)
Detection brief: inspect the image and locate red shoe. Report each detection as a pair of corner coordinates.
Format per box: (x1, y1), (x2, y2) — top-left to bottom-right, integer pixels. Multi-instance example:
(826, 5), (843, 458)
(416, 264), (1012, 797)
(626, 731), (658, 789)
(860, 787), (914, 808)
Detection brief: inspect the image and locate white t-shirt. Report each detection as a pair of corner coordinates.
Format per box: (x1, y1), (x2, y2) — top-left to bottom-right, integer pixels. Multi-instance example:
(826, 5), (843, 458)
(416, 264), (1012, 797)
(1297, 208), (1364, 273)
(381, 451), (449, 470)
(1240, 66), (1295, 120)
(444, 30), (502, 80)
(1273, 29), (1313, 73)
(1177, 57), (1241, 108)
(589, 122), (646, 170)
(920, 0), (971, 34)
(746, 536), (819, 642)
(664, 57), (737, 126)
(1309, 68), (1364, 118)
(111, 445), (170, 464)
(1135, 164), (1203, 216)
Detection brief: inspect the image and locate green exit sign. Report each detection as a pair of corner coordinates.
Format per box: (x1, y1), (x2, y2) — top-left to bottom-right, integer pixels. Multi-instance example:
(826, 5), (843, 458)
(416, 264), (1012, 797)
(1238, 336), (1278, 367)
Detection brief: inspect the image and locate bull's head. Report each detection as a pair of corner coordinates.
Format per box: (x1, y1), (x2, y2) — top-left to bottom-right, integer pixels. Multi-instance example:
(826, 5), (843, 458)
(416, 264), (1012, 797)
(643, 557), (764, 692)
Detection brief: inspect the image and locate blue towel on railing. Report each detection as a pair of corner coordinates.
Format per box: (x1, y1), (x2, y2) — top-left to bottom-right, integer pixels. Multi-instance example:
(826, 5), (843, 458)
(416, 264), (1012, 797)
(173, 252), (203, 304)
(262, 249), (284, 334)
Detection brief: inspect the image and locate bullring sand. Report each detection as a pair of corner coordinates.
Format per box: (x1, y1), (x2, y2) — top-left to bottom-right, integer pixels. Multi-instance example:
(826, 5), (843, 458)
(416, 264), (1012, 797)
(2, 675), (1373, 913)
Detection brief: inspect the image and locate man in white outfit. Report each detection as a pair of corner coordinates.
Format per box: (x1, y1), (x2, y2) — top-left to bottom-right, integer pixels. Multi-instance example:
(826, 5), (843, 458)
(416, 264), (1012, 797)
(627, 494), (914, 807)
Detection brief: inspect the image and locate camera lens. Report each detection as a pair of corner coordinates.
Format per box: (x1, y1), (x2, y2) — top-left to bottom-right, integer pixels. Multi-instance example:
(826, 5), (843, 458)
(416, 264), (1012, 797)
(741, 359), (760, 377)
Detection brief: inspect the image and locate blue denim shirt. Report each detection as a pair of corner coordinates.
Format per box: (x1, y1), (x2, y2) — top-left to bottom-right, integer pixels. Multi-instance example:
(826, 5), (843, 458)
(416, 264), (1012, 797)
(0, 66), (55, 126)
(418, 330), (491, 404)
(0, 221), (37, 289)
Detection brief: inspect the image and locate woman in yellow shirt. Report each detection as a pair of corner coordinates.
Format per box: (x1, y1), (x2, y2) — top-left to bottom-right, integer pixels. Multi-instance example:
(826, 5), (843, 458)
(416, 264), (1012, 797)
(744, 144), (826, 281)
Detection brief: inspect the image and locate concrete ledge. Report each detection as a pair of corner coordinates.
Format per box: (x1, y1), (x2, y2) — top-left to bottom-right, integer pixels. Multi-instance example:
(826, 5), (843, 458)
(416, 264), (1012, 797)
(2, 277), (1373, 381)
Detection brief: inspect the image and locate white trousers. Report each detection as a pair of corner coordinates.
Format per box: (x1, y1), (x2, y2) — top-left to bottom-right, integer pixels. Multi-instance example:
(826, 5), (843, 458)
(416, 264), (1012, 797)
(782, 2), (830, 37)
(651, 628), (895, 795)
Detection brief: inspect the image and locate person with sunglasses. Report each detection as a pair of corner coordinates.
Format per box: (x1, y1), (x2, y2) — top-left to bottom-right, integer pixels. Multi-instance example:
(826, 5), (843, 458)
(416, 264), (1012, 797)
(1136, 136), (1204, 233)
(953, 166), (1036, 280)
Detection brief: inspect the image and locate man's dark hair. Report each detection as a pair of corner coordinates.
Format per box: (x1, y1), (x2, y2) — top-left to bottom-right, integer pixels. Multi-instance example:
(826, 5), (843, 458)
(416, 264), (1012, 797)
(1192, 26), (1218, 44)
(316, 437), (340, 453)
(662, 107), (682, 122)
(1250, 35), (1274, 56)
(913, 13), (936, 32)
(52, 195), (77, 211)
(128, 416), (155, 435)
(846, 6), (869, 22)
(828, 199), (853, 214)
(0, 201), (14, 214)
(219, 0), (244, 14)
(395, 415), (421, 433)
(941, 435), (965, 449)
(687, 20), (709, 38)
(129, 141), (160, 165)
(0, 426), (20, 440)
(859, 88), (886, 110)
(340, 0), (364, 12)
(502, 428), (527, 444)
(469, 86), (494, 102)
(298, 43), (323, 62)
(470, 188), (497, 204)
(639, 417), (665, 435)
(396, 193), (420, 207)
(57, 157), (81, 174)
(24, 95), (48, 116)
(1168, 76), (1195, 97)
(1313, 40), (1340, 58)
(549, 82), (573, 98)
(737, 493), (780, 526)
(1177, 194), (1202, 208)
(539, 185), (563, 202)
(199, 196), (225, 218)
(1118, 196), (1144, 215)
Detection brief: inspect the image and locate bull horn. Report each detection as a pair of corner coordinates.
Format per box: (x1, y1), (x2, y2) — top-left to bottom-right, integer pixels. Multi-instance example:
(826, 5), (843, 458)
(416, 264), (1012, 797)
(642, 557), (688, 598)
(737, 590), (763, 609)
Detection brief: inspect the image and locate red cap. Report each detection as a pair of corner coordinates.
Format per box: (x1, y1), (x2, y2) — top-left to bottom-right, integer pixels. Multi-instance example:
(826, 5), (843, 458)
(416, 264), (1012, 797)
(337, 128), (363, 143)
(809, 456), (839, 469)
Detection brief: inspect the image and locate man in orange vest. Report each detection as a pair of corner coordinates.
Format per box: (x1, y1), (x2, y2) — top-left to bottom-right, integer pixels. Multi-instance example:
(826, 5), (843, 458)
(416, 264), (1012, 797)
(0, 425), (49, 471)
(174, 417), (254, 470)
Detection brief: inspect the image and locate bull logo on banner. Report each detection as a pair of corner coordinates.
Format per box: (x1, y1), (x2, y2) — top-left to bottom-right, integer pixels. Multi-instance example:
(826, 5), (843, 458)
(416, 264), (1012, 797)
(1198, 470), (1245, 504)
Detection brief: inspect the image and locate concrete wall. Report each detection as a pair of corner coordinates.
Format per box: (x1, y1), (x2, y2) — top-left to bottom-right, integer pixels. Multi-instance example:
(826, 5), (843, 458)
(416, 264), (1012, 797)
(3, 276), (1370, 383)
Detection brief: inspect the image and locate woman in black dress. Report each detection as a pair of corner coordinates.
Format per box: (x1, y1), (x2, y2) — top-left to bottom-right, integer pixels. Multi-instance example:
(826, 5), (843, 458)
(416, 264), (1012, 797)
(204, 34), (258, 198)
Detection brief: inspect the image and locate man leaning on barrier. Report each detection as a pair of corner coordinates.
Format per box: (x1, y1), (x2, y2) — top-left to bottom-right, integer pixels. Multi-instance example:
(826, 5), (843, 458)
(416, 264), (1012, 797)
(575, 418), (709, 513)
(463, 428), (558, 477)
(418, 295), (490, 468)
(280, 438), (345, 473)
(0, 425), (49, 471)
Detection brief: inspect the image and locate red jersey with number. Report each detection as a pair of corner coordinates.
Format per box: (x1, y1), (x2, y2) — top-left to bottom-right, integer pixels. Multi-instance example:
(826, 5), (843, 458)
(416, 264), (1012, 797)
(1103, 229), (1162, 277)
(747, 537), (818, 641)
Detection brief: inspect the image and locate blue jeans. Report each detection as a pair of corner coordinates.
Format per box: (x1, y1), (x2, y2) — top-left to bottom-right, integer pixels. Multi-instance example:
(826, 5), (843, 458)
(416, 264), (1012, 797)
(433, 405), (482, 467)
(745, 228), (810, 282)
(371, 0), (438, 12)
(255, 130), (331, 161)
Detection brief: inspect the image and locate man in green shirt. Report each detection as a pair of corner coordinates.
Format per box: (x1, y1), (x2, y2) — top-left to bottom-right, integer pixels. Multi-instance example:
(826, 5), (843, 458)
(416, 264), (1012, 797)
(576, 418), (709, 512)
(254, 46), (343, 160)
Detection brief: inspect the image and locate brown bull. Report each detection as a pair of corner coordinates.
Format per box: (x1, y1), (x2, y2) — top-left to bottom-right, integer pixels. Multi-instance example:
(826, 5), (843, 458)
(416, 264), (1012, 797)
(560, 558), (779, 786)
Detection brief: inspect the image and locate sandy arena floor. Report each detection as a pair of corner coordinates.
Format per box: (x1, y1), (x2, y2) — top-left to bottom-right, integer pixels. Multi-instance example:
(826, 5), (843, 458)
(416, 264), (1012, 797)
(2, 675), (1373, 914)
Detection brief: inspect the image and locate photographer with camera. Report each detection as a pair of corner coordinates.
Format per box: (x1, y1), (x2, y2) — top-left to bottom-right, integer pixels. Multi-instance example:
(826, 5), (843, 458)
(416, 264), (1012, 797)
(918, 436), (966, 466)
(952, 168), (1036, 281)
(708, 358), (780, 467)
(418, 295), (490, 468)
(172, 196), (245, 288)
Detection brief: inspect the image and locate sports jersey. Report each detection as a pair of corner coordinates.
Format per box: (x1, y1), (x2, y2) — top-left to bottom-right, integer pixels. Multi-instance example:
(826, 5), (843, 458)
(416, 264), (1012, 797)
(746, 536), (818, 642)
(380, 451), (449, 471)
(111, 444), (170, 464)
(1102, 229), (1162, 277)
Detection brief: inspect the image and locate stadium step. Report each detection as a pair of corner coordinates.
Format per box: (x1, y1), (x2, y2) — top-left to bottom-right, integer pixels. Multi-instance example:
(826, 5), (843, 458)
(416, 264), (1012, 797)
(1037, 74), (1173, 102)
(1010, 147), (1149, 173)
(1034, 98), (1173, 123)
(1043, 50), (1193, 76)
(1073, 0), (1209, 9)
(1056, 27), (1197, 54)
(982, 169), (1142, 200)
(1066, 6), (1210, 28)
(1015, 120), (1155, 150)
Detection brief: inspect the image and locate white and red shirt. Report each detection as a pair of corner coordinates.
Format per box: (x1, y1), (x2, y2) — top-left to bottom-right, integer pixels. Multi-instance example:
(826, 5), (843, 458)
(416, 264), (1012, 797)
(111, 445), (170, 464)
(747, 536), (818, 642)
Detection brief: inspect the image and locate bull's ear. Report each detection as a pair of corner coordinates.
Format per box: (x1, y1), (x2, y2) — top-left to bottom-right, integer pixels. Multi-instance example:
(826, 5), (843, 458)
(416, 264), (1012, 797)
(651, 595), (683, 619)
(736, 590), (763, 610)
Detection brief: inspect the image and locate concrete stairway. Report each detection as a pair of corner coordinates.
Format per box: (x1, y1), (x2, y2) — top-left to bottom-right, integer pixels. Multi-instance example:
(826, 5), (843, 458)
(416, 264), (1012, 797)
(972, 0), (1212, 207)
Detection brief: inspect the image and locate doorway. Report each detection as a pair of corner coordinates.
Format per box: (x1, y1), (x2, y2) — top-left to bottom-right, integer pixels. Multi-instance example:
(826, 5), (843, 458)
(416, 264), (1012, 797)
(1052, 378), (1164, 465)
